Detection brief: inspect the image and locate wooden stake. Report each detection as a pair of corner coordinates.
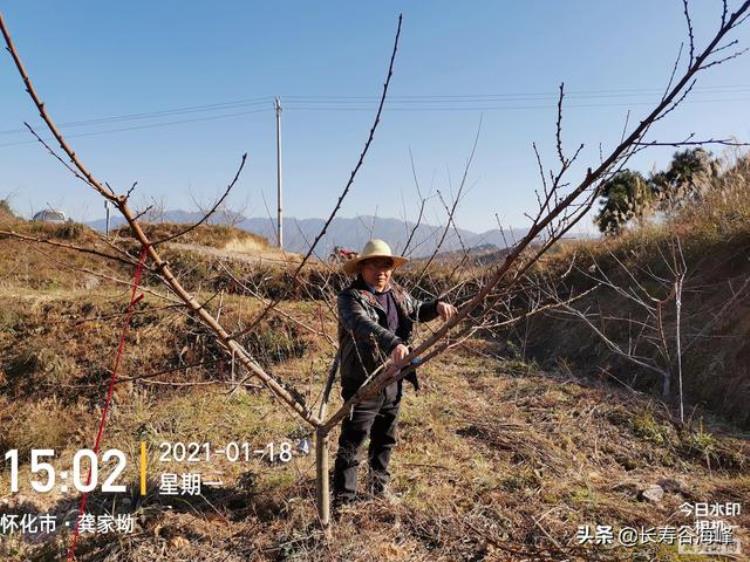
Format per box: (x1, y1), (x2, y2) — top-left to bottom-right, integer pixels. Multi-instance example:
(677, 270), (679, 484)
(315, 427), (330, 527)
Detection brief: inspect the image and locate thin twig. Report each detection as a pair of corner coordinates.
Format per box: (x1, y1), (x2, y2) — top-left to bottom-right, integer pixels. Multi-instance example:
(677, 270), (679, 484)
(232, 14), (403, 340)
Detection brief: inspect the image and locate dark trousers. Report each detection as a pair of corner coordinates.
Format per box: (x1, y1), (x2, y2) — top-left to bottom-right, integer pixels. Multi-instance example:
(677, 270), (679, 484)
(332, 380), (402, 501)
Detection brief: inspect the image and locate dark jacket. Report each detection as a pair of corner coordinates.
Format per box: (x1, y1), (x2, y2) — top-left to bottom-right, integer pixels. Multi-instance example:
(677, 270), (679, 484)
(337, 274), (441, 399)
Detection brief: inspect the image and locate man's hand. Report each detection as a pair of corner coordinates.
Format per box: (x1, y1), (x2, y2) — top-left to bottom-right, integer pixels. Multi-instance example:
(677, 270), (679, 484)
(437, 301), (458, 322)
(390, 343), (409, 365)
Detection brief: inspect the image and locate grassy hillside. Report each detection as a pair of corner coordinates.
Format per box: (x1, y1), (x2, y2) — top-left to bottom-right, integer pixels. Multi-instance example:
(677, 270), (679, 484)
(0, 197), (748, 561)
(113, 222), (270, 251)
(516, 154), (750, 429)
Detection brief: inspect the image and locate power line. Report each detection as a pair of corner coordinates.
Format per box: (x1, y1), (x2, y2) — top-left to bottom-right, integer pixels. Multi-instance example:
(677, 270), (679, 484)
(0, 96), (274, 136)
(283, 84), (750, 102)
(283, 96), (750, 111)
(1, 89), (748, 148)
(0, 107), (269, 148)
(3, 84), (749, 137)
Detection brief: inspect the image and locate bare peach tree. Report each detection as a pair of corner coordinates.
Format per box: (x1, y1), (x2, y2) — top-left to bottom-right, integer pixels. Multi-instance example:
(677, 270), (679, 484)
(2, 1), (750, 528)
(537, 239), (689, 416)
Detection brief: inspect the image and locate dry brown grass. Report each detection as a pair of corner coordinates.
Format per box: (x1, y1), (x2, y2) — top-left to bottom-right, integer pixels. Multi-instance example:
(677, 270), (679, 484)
(3, 317), (747, 561)
(1, 179), (749, 560)
(113, 222), (269, 250)
(519, 156), (750, 430)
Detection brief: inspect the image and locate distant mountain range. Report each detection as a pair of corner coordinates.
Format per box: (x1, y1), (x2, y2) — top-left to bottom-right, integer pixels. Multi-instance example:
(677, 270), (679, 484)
(87, 211), (588, 258)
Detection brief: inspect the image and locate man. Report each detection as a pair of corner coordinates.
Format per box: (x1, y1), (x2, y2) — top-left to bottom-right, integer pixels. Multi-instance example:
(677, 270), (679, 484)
(333, 239), (457, 508)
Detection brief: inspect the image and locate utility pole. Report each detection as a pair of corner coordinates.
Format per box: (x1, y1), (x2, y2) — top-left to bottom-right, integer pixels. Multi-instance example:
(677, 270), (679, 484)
(275, 97), (283, 249)
(104, 200), (110, 237)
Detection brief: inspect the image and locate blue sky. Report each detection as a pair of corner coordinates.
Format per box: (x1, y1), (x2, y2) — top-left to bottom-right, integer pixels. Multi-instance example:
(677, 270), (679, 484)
(1, 1), (749, 234)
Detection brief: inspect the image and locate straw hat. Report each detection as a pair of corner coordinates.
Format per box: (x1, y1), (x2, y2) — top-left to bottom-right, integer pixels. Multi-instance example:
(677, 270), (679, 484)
(342, 239), (409, 276)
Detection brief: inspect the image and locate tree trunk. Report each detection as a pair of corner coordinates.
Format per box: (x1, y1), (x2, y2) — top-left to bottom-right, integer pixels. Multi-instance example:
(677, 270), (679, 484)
(315, 428), (330, 526)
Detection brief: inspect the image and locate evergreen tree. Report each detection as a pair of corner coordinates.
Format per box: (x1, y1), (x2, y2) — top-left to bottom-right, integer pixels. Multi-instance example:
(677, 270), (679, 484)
(595, 170), (653, 236)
